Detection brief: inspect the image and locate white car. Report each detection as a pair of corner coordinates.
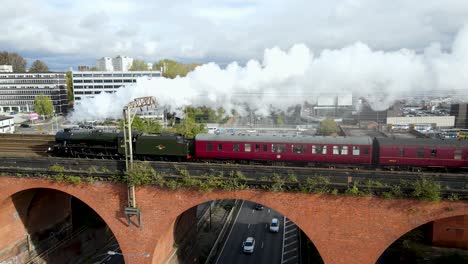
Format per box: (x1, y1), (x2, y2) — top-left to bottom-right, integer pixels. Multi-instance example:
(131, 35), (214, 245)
(270, 218), (280, 233)
(242, 237), (255, 254)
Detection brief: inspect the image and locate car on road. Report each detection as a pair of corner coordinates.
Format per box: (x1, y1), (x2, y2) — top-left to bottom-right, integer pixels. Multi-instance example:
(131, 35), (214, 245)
(20, 124), (30, 128)
(242, 237), (255, 254)
(254, 203), (264, 210)
(270, 218), (280, 232)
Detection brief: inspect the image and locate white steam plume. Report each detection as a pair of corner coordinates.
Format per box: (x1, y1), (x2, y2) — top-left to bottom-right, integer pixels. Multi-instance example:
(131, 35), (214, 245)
(70, 25), (468, 122)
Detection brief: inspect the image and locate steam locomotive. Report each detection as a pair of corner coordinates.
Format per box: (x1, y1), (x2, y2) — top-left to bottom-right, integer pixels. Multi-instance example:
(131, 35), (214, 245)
(49, 128), (468, 170)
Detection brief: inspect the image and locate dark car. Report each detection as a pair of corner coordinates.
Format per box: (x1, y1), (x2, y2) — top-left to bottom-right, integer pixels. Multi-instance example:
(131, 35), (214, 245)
(20, 124), (30, 128)
(254, 204), (264, 210)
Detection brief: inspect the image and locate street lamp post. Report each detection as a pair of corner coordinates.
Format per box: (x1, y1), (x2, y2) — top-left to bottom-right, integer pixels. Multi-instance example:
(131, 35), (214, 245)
(107, 250), (150, 264)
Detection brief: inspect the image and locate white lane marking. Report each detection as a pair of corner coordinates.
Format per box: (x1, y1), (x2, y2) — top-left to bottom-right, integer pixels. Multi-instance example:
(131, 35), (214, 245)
(261, 241), (264, 248)
(285, 228), (297, 234)
(252, 209), (255, 214)
(265, 224), (268, 229)
(248, 224), (250, 229)
(283, 248), (298, 255)
(215, 200), (244, 264)
(284, 240), (298, 247)
(281, 216), (286, 263)
(268, 209), (270, 213)
(282, 255), (298, 263)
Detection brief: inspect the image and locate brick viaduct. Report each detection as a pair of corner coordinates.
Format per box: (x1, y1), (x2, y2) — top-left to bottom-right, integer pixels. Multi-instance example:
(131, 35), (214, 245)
(0, 176), (466, 264)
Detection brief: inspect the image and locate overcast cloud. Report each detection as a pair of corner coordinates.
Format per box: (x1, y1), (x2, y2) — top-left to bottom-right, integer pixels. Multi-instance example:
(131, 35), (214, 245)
(1, 0), (468, 69)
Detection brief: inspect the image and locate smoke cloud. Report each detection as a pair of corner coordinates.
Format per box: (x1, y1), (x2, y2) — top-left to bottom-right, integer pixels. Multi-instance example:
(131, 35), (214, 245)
(70, 25), (468, 122)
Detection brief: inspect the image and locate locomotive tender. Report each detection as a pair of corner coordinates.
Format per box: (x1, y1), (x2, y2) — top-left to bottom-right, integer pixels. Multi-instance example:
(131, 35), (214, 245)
(50, 128), (468, 170)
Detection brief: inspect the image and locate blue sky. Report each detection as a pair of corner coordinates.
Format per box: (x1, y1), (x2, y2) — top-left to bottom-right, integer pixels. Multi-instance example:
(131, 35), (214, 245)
(1, 0), (468, 71)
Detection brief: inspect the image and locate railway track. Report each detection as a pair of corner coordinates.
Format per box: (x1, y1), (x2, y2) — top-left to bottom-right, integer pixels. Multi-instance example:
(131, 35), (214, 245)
(0, 157), (466, 190)
(0, 134), (54, 157)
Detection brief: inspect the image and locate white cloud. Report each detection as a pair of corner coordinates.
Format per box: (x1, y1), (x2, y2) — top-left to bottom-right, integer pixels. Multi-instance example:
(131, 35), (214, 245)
(1, 0), (468, 69)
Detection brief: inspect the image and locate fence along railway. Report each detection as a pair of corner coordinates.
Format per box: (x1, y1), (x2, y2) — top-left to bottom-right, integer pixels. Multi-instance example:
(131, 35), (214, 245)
(0, 134), (54, 156)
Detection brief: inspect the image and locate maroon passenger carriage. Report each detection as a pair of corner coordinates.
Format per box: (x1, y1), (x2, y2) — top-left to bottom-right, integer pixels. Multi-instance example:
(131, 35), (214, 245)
(377, 138), (468, 169)
(195, 133), (373, 166)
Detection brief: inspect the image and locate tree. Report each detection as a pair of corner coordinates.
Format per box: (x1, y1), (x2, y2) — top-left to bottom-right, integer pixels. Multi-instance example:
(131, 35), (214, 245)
(129, 59), (149, 71)
(66, 71), (74, 102)
(153, 59), (200, 78)
(90, 66), (98, 71)
(0, 51), (27, 72)
(319, 118), (339, 136)
(34, 95), (54, 118)
(119, 116), (163, 133)
(29, 60), (49, 72)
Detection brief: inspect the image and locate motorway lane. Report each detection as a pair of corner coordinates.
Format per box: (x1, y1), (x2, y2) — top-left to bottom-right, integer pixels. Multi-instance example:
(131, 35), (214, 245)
(216, 201), (283, 264)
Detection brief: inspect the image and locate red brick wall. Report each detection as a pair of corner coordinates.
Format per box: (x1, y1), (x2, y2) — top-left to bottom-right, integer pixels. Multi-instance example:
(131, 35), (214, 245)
(431, 215), (468, 248)
(0, 177), (466, 264)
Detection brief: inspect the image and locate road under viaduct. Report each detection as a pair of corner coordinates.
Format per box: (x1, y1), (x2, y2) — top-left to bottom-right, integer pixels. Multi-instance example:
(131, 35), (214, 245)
(0, 176), (466, 264)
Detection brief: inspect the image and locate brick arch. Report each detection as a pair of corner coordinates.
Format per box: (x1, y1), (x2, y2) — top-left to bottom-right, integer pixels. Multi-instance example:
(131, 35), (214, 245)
(146, 190), (330, 264)
(0, 177), (127, 259)
(143, 189), (468, 264)
(1, 177), (466, 264)
(373, 210), (468, 263)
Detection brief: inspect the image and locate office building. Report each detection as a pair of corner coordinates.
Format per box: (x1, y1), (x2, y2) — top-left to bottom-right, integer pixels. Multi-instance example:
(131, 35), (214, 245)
(0, 72), (68, 114)
(96, 57), (114, 71)
(112, 56), (134, 71)
(72, 71), (162, 101)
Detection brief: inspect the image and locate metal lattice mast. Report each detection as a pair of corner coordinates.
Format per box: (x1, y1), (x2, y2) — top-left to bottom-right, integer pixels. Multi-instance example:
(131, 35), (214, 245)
(123, 96), (157, 227)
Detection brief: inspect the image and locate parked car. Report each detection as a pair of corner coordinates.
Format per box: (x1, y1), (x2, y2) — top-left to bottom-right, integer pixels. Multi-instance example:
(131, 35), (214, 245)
(254, 204), (264, 210)
(20, 124), (30, 128)
(270, 218), (280, 233)
(242, 237), (255, 254)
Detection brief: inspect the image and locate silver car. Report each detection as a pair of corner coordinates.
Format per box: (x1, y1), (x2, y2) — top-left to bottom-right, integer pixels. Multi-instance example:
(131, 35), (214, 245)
(242, 237), (255, 254)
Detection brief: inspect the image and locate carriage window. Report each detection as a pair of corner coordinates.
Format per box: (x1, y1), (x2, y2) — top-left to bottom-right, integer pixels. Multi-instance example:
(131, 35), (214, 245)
(217, 144), (222, 151)
(352, 146), (360, 155)
(263, 144), (267, 152)
(292, 144), (305, 154)
(255, 144), (260, 152)
(233, 143), (240, 152)
(312, 145), (323, 154)
(417, 148), (424, 158)
(454, 149), (462, 160)
(341, 146), (348, 155)
(362, 148), (369, 155)
(399, 148), (405, 157)
(431, 149), (437, 157)
(245, 144), (251, 152)
(272, 144), (285, 153)
(206, 142), (212, 151)
(333, 146), (340, 155)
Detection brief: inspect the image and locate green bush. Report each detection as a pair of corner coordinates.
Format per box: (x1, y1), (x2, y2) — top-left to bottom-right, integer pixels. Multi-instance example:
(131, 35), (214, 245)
(345, 182), (360, 196)
(411, 177), (441, 202)
(126, 162), (163, 186)
(49, 164), (65, 172)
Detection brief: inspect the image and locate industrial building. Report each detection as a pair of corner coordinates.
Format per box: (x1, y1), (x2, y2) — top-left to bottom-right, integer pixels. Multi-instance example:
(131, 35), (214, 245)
(387, 116), (455, 129)
(0, 72), (69, 114)
(450, 103), (468, 128)
(72, 71), (162, 101)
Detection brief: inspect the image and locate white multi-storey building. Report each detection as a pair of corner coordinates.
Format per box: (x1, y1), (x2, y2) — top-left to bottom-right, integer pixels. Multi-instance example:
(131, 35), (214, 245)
(96, 57), (114, 71)
(0, 65), (13, 73)
(112, 56), (134, 71)
(72, 71), (162, 101)
(0, 73), (68, 113)
(0, 116), (14, 133)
